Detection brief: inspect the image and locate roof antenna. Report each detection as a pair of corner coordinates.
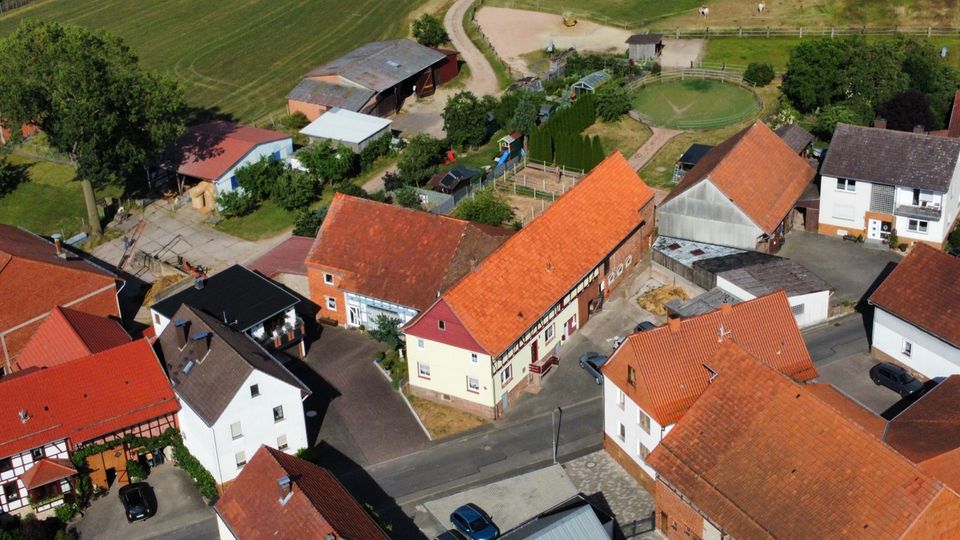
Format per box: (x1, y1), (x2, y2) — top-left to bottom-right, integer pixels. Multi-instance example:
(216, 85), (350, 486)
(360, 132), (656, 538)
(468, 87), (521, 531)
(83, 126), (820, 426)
(222, 311), (228, 324)
(717, 324), (732, 343)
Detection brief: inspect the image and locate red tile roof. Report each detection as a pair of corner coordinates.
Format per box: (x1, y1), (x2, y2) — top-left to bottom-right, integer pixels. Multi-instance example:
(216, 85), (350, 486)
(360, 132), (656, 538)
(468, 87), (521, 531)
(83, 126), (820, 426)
(167, 121), (290, 181)
(662, 122), (815, 233)
(409, 153), (655, 355)
(0, 339), (178, 458)
(0, 225), (118, 335)
(869, 243), (960, 347)
(602, 292), (816, 426)
(19, 458), (76, 490)
(885, 376), (960, 464)
(803, 383), (886, 439)
(646, 341), (960, 539)
(215, 446), (387, 539)
(247, 236), (314, 277)
(307, 193), (513, 311)
(16, 306), (131, 371)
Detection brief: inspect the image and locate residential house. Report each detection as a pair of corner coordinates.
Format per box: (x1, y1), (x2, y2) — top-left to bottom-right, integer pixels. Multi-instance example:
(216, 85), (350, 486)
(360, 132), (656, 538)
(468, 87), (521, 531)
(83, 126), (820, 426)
(868, 243), (960, 377)
(625, 34), (663, 63)
(298, 107), (392, 152)
(644, 341), (960, 539)
(246, 236), (315, 301)
(819, 122), (960, 246)
(154, 305), (310, 485)
(404, 153), (656, 419)
(658, 122), (816, 252)
(0, 339), (178, 516)
(306, 193), (513, 329)
(287, 40), (455, 121)
(0, 225), (122, 374)
(600, 292), (817, 491)
(151, 264), (305, 358)
(15, 306), (130, 371)
(214, 445), (387, 540)
(161, 121), (293, 212)
(653, 236), (833, 327)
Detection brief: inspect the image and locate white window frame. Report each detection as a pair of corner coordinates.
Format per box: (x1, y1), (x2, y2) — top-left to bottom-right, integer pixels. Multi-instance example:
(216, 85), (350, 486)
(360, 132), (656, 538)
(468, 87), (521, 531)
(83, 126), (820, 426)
(277, 434), (289, 451)
(544, 323), (555, 343)
(438, 320), (446, 331)
(470, 353), (478, 364)
(903, 340), (913, 357)
(230, 421), (243, 440)
(417, 338), (425, 350)
(326, 297), (337, 311)
(273, 405), (285, 423)
(418, 362), (431, 379)
(235, 451), (246, 469)
(466, 376), (480, 393)
(907, 219), (928, 234)
(836, 178), (856, 192)
(323, 273), (334, 285)
(501, 364), (513, 385)
(617, 389), (625, 409)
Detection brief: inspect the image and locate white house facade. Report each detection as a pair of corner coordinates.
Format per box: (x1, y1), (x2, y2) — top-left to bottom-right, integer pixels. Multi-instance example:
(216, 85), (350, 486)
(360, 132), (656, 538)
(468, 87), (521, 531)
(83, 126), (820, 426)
(602, 380), (671, 483)
(344, 291), (418, 329)
(715, 275), (830, 329)
(0, 441), (71, 517)
(213, 138), (293, 197)
(872, 308), (960, 378)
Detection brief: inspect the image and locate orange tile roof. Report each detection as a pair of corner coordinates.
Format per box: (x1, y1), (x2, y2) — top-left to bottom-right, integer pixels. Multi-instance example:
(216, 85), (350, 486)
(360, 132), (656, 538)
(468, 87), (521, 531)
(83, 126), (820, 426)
(602, 291), (816, 425)
(662, 122), (815, 233)
(215, 446), (387, 539)
(19, 458), (76, 490)
(16, 306), (131, 371)
(419, 153), (655, 355)
(646, 341), (960, 539)
(804, 383), (887, 439)
(0, 339), (178, 458)
(917, 448), (960, 493)
(869, 244), (960, 347)
(307, 193), (513, 311)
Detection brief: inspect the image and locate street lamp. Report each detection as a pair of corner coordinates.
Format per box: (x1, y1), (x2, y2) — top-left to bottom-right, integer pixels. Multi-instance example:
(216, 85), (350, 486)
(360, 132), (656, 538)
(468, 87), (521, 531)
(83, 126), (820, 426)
(552, 406), (563, 464)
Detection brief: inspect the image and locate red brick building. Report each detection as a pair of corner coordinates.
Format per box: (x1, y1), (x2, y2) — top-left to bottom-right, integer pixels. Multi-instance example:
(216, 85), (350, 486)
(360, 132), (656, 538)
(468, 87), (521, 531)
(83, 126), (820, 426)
(0, 225), (122, 374)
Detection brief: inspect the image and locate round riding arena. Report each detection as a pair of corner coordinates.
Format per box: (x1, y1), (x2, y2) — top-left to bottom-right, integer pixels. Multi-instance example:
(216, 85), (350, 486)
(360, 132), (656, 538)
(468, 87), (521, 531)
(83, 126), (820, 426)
(631, 77), (759, 130)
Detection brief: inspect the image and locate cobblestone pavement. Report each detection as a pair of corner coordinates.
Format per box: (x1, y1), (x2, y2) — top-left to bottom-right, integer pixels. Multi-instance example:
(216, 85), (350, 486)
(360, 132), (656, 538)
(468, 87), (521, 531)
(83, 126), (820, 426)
(563, 450), (665, 539)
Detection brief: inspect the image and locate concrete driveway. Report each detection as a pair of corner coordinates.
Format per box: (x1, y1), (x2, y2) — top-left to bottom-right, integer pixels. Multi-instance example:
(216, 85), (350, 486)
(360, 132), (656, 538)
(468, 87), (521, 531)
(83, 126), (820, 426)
(815, 352), (907, 417)
(76, 465), (215, 540)
(779, 230), (901, 306)
(296, 326), (429, 466)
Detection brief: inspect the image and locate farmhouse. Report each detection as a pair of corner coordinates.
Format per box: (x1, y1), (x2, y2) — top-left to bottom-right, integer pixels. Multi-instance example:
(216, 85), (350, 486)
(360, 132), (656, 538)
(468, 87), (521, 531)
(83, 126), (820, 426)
(162, 121), (293, 212)
(306, 193), (513, 328)
(299, 107), (392, 152)
(287, 40), (456, 121)
(154, 305), (310, 485)
(0, 225), (122, 375)
(0, 339), (179, 517)
(819, 123), (960, 246)
(403, 153), (656, 419)
(625, 34), (663, 63)
(645, 341), (960, 539)
(600, 292), (816, 491)
(658, 122), (816, 253)
(868, 244), (960, 378)
(15, 306), (130, 371)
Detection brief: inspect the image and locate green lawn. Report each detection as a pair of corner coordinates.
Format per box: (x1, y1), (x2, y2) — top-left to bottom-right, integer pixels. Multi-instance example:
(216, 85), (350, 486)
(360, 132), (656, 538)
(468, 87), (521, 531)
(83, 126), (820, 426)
(0, 0), (425, 123)
(584, 116), (652, 159)
(631, 79), (758, 129)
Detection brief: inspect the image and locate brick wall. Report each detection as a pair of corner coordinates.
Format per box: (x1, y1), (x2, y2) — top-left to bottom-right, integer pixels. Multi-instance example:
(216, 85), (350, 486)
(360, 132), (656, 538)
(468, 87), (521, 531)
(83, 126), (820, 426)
(306, 266), (347, 325)
(655, 479), (708, 540)
(604, 201), (655, 295)
(287, 100), (327, 122)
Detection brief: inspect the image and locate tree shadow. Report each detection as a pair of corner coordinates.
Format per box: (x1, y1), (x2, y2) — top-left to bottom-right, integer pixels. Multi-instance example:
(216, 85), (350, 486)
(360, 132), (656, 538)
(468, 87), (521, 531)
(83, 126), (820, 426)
(0, 158), (30, 196)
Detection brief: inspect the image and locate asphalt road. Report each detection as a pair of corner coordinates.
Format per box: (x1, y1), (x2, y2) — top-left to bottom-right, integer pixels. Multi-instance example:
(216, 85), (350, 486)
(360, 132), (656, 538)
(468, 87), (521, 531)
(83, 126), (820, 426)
(802, 313), (870, 365)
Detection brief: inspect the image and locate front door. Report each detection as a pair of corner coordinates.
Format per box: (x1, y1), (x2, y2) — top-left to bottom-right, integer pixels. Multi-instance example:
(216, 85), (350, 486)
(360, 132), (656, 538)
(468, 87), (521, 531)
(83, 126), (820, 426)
(867, 219), (892, 240)
(531, 340), (539, 364)
(501, 391), (509, 412)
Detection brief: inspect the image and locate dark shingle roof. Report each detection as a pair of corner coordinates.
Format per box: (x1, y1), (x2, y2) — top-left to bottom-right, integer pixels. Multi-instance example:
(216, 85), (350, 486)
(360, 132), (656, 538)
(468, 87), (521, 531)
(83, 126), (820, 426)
(286, 79), (374, 111)
(305, 40), (446, 93)
(156, 305), (309, 426)
(775, 123), (814, 154)
(626, 33), (662, 44)
(152, 265), (299, 332)
(821, 123), (960, 191)
(697, 253), (833, 296)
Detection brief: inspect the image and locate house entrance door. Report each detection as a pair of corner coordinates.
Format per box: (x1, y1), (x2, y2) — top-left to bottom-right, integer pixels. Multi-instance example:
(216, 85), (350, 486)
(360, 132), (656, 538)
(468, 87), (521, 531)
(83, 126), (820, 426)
(531, 341), (539, 364)
(867, 219), (892, 240)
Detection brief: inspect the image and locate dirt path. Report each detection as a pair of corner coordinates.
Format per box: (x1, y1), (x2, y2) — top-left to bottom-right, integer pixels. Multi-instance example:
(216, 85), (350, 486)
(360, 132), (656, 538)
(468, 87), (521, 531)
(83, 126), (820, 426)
(625, 115), (683, 171)
(445, 0), (499, 96)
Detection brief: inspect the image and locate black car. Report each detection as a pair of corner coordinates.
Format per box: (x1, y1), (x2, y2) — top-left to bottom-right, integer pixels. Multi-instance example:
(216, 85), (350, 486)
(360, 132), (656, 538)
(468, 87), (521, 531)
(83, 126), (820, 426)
(435, 530), (469, 540)
(634, 321), (657, 333)
(578, 352), (610, 385)
(870, 362), (924, 398)
(119, 482), (156, 522)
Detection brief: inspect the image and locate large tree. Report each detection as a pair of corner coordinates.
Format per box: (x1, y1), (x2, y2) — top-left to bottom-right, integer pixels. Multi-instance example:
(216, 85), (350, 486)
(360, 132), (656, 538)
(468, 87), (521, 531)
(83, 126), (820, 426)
(442, 91), (489, 150)
(453, 188), (514, 226)
(0, 20), (185, 235)
(411, 14), (448, 48)
(397, 134), (444, 185)
(782, 38), (858, 112)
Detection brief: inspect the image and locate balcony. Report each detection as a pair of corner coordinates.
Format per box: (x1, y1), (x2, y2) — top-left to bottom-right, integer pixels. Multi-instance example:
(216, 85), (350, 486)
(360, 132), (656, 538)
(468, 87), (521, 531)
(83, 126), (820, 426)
(894, 203), (941, 221)
(257, 317), (305, 352)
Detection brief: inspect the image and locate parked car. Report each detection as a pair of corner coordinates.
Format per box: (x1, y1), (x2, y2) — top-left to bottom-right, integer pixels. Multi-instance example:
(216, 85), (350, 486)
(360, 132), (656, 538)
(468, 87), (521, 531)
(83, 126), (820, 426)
(634, 321), (657, 333)
(579, 352), (610, 385)
(435, 530), (469, 540)
(870, 362), (924, 398)
(450, 503), (499, 540)
(119, 482), (156, 522)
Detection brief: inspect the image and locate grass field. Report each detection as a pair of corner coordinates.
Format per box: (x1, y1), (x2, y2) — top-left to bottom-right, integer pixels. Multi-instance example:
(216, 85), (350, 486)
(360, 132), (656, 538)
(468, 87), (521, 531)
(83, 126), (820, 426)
(631, 79), (759, 129)
(584, 116), (652, 159)
(0, 0), (425, 123)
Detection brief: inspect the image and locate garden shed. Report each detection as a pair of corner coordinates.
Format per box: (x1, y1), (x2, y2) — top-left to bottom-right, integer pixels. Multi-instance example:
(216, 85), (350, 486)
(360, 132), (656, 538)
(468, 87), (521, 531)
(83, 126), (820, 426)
(625, 34), (663, 63)
(571, 70), (610, 96)
(299, 108), (392, 152)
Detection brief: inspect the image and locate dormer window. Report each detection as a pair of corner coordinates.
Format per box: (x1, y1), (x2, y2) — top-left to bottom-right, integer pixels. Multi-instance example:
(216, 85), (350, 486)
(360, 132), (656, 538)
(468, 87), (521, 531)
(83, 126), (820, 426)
(438, 320), (446, 331)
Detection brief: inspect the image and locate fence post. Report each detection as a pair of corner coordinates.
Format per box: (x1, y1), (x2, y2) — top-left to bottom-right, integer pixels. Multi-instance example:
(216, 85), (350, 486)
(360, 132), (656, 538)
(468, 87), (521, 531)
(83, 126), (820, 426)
(831, 27), (835, 38)
(927, 27), (932, 38)
(676, 27), (680, 40)
(766, 26), (770, 37)
(799, 27), (803, 38)
(738, 27), (742, 37)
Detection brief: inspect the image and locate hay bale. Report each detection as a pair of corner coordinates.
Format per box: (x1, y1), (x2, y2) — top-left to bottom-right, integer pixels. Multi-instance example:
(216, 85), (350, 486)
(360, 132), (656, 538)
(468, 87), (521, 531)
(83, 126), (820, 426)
(638, 285), (688, 316)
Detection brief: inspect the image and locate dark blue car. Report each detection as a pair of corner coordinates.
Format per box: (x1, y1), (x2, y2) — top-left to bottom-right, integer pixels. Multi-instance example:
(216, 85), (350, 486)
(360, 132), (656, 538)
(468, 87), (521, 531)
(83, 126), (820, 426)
(450, 503), (499, 540)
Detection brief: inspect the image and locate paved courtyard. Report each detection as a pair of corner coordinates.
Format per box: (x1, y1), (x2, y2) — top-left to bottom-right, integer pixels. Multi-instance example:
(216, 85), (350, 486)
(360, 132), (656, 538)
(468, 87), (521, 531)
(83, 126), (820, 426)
(815, 352), (922, 418)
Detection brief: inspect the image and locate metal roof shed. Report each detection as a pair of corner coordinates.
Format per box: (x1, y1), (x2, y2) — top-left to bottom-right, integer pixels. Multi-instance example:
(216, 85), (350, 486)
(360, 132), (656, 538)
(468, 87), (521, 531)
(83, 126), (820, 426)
(299, 108), (392, 152)
(571, 70), (611, 95)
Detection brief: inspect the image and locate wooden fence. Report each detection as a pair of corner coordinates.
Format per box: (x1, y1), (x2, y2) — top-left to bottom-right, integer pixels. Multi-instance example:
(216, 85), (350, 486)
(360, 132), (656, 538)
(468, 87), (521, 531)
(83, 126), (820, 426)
(0, 0), (34, 13)
(658, 26), (960, 39)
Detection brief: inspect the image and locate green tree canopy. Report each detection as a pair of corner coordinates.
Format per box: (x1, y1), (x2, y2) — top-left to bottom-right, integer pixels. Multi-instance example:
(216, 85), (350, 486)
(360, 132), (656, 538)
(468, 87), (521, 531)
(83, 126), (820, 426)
(878, 90), (935, 132)
(442, 91), (489, 150)
(272, 169), (318, 211)
(453, 188), (514, 226)
(411, 14), (448, 48)
(510, 94), (541, 135)
(235, 156), (285, 201)
(395, 185), (424, 209)
(782, 38), (858, 112)
(297, 144), (359, 185)
(595, 84), (631, 122)
(0, 20), (186, 235)
(743, 63), (775, 86)
(292, 206), (327, 237)
(398, 134), (445, 185)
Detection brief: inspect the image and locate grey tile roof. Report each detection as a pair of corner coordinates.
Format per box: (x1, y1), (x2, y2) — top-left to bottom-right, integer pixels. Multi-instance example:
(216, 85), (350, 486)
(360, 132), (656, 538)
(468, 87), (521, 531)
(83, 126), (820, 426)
(286, 79), (374, 111)
(626, 33), (663, 44)
(821, 123), (960, 192)
(697, 253), (833, 297)
(305, 39), (446, 93)
(775, 123), (814, 154)
(156, 305), (309, 426)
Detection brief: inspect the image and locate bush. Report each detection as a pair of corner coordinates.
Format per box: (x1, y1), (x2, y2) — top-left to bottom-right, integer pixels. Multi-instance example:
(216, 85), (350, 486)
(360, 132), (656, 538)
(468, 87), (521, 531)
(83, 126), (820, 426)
(743, 63), (775, 86)
(217, 190), (257, 218)
(235, 156), (284, 202)
(298, 144), (359, 185)
(54, 503), (77, 523)
(453, 188), (514, 226)
(292, 206), (327, 237)
(395, 186), (423, 209)
(173, 441), (218, 502)
(278, 111), (309, 131)
(382, 171), (403, 192)
(272, 169), (318, 210)
(295, 447), (320, 464)
(335, 181), (368, 199)
(948, 227), (960, 249)
(125, 459), (148, 481)
(359, 133), (393, 171)
(398, 134), (445, 185)
(411, 13), (448, 47)
(385, 349), (407, 389)
(368, 315), (403, 350)
(888, 230), (899, 249)
(595, 83), (631, 122)
(898, 243), (908, 252)
(650, 62), (662, 75)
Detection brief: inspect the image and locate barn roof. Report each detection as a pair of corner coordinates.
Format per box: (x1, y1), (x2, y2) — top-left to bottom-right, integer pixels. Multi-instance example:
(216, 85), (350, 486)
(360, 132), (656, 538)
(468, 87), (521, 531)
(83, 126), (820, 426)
(626, 34), (662, 44)
(305, 40), (446, 93)
(286, 79), (375, 111)
(300, 108), (391, 144)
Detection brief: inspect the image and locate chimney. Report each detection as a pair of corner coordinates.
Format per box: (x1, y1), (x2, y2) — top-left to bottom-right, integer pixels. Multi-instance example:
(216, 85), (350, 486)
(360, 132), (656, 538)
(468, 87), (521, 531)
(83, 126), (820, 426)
(667, 318), (682, 333)
(913, 125), (925, 134)
(719, 303), (733, 316)
(51, 233), (65, 259)
(194, 277), (205, 290)
(278, 475), (293, 502)
(191, 331), (211, 357)
(873, 117), (887, 129)
(174, 319), (189, 349)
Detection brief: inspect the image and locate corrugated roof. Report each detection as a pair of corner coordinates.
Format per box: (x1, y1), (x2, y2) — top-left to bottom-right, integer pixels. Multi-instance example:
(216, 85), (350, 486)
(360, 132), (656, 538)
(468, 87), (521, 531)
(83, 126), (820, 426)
(286, 79), (375, 111)
(501, 504), (608, 539)
(822, 123), (960, 191)
(16, 306), (131, 371)
(305, 39), (446, 93)
(164, 121), (291, 181)
(706, 254), (832, 296)
(666, 287), (743, 319)
(300, 108), (391, 144)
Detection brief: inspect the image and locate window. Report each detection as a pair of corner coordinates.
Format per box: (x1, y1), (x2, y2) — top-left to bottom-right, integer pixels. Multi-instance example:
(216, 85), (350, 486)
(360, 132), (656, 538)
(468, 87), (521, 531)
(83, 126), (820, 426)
(625, 255), (633, 266)
(627, 366), (636, 386)
(908, 219), (929, 234)
(31, 447), (43, 461)
(638, 441), (650, 460)
(418, 362), (431, 379)
(617, 389), (625, 409)
(467, 376), (480, 393)
(470, 353), (478, 364)
(230, 422), (243, 440)
(154, 314), (161, 325)
(272, 150), (281, 161)
(438, 320), (446, 331)
(638, 410), (651, 434)
(277, 434), (289, 451)
(326, 297), (337, 311)
(617, 422), (626, 441)
(323, 273), (334, 285)
(791, 304), (805, 316)
(0, 458), (13, 473)
(230, 176), (238, 190)
(3, 481), (19, 502)
(417, 338), (425, 350)
(235, 451), (246, 468)
(250, 384), (260, 398)
(273, 405), (285, 422)
(836, 178), (856, 192)
(500, 364), (513, 385)
(903, 340), (913, 357)
(544, 324), (555, 343)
